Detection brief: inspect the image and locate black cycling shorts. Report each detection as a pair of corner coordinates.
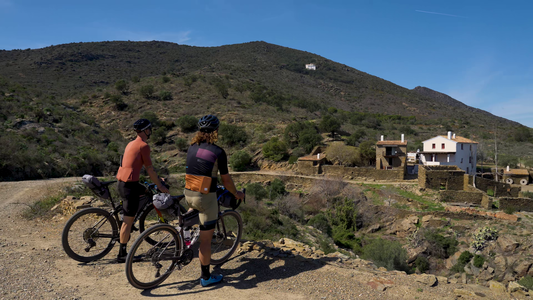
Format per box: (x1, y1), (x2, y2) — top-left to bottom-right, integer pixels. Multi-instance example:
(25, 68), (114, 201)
(117, 181), (145, 217)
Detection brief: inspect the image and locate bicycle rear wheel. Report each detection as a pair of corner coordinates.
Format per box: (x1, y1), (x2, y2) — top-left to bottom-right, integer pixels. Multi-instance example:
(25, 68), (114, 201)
(210, 210), (243, 265)
(61, 208), (118, 262)
(125, 224), (182, 290)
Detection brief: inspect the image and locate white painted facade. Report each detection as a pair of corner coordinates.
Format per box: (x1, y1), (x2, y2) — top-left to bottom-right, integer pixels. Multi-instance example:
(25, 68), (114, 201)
(305, 64), (316, 70)
(419, 132), (478, 175)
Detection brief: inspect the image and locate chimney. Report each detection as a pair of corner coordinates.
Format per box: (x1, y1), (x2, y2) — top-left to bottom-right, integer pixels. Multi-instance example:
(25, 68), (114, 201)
(317, 153), (320, 159)
(401, 134), (405, 143)
(447, 131), (452, 139)
(453, 133), (456, 139)
(381, 135), (384, 141)
(507, 165), (510, 172)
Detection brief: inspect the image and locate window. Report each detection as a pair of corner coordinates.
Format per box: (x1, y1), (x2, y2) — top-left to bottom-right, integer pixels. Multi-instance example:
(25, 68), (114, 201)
(469, 157), (472, 163)
(461, 158), (463, 163)
(467, 167), (469, 174)
(441, 143), (445, 149)
(432, 143), (436, 149)
(461, 144), (463, 150)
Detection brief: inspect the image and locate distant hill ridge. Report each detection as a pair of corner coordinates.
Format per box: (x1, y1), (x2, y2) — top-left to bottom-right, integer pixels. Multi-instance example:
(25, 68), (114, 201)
(0, 40), (520, 127)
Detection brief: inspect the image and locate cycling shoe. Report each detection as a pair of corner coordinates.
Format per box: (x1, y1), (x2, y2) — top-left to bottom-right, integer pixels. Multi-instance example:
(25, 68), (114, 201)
(200, 274), (223, 287)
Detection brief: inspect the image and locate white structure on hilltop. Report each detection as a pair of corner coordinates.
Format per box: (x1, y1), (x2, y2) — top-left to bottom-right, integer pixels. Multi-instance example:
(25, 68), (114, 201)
(419, 131), (478, 175)
(305, 64), (316, 70)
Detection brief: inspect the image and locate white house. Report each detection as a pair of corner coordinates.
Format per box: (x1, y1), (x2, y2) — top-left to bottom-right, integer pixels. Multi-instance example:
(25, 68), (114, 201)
(305, 64), (316, 70)
(419, 131), (478, 175)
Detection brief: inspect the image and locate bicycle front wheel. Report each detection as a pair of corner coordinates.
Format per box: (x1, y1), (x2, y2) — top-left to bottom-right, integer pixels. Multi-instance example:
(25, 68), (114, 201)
(125, 224), (182, 290)
(61, 207), (119, 262)
(210, 210), (243, 265)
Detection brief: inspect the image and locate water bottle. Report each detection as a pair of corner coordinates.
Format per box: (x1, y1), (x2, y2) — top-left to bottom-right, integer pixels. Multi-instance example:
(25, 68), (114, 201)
(183, 230), (191, 246)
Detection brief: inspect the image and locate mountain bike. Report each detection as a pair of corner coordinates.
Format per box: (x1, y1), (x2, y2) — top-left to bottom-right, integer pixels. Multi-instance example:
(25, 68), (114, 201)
(124, 188), (244, 290)
(61, 180), (183, 263)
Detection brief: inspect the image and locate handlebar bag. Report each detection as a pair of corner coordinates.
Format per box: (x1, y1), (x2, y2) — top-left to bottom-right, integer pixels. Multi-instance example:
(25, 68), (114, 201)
(216, 186), (240, 210)
(82, 174), (110, 200)
(153, 193), (173, 210)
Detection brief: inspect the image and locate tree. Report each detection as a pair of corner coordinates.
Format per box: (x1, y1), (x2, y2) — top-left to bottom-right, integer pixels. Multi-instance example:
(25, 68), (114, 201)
(320, 115), (341, 138)
(358, 140), (375, 166)
(345, 129), (366, 146)
(159, 90), (172, 101)
(176, 115), (198, 132)
(325, 143), (359, 166)
(262, 137), (287, 161)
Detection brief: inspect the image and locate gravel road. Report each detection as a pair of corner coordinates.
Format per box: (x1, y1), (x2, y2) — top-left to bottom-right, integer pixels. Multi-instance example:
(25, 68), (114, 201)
(0, 178), (519, 300)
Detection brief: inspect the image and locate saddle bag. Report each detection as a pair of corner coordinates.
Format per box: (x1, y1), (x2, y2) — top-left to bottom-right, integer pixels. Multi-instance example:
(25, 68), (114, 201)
(82, 174), (110, 200)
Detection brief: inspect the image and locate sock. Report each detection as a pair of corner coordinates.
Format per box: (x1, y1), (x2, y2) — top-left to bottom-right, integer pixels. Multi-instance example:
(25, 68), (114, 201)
(119, 243), (127, 256)
(201, 264), (210, 280)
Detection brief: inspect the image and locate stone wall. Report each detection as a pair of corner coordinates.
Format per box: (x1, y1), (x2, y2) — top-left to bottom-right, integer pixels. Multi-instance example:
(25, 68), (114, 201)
(321, 165), (404, 181)
(499, 197), (533, 212)
(418, 165), (465, 190)
(297, 161), (321, 175)
(468, 176), (520, 197)
(439, 190), (484, 206)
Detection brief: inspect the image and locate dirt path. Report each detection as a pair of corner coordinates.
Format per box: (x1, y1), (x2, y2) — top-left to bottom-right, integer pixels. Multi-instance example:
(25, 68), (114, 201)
(0, 178), (518, 300)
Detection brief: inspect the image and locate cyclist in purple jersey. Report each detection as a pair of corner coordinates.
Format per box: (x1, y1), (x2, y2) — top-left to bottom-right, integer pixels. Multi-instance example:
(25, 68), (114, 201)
(184, 115), (244, 287)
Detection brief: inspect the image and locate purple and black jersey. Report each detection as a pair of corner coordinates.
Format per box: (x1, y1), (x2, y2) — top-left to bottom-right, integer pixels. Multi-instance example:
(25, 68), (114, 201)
(186, 143), (228, 191)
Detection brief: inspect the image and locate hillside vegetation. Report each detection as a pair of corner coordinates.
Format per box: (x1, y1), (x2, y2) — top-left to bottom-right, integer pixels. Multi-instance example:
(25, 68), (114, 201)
(0, 41), (531, 180)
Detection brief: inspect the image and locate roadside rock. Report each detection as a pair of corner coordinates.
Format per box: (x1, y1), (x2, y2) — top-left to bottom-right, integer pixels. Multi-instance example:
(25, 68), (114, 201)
(514, 261), (532, 277)
(498, 236), (520, 252)
(508, 281), (529, 293)
(421, 215), (450, 228)
(489, 280), (507, 294)
(415, 274), (437, 286)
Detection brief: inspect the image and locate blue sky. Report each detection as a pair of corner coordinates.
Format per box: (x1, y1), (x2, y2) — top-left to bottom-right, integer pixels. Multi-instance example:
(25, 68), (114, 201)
(1, 0), (532, 127)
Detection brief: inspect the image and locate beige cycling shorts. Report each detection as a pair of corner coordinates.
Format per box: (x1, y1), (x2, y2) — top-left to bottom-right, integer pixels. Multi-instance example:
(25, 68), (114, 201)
(183, 189), (218, 227)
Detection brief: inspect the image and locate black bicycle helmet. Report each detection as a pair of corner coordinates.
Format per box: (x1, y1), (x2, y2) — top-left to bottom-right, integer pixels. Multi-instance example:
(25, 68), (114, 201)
(133, 119), (152, 132)
(198, 115), (220, 133)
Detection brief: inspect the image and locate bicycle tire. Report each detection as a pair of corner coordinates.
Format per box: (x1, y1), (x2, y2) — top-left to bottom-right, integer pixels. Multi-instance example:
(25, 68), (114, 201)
(61, 207), (119, 262)
(210, 210), (243, 265)
(138, 204), (180, 245)
(125, 224), (182, 290)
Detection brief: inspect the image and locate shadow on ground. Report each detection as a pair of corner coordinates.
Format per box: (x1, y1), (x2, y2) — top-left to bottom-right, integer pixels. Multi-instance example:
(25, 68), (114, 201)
(140, 253), (336, 297)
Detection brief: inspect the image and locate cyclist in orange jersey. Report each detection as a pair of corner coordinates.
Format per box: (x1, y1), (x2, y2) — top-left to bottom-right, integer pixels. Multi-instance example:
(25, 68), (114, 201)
(115, 118), (169, 263)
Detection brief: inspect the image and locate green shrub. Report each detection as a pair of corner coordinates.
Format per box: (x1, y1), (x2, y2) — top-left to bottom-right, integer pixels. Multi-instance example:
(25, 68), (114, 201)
(504, 206), (516, 214)
(415, 256), (430, 273)
(229, 150), (251, 171)
(176, 115), (198, 132)
(114, 79), (128, 93)
(139, 85), (155, 99)
(288, 155), (298, 164)
(109, 94), (127, 111)
(262, 137), (287, 161)
(519, 275), (533, 290)
(151, 127), (167, 144)
(162, 76), (170, 83)
(139, 111), (160, 126)
(218, 123), (247, 146)
(308, 213), (332, 236)
(175, 138), (188, 151)
(424, 229), (458, 258)
(245, 183), (268, 201)
(451, 251), (473, 273)
(269, 178), (286, 199)
(458, 251), (474, 265)
(131, 76), (140, 83)
(487, 189), (494, 196)
(473, 254), (485, 268)
(363, 238), (409, 272)
(523, 191), (533, 199)
(159, 90), (172, 100)
(317, 234), (336, 254)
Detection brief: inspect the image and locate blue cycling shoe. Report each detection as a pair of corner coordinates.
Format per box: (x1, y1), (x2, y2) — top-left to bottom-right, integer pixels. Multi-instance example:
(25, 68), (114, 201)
(200, 274), (223, 287)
